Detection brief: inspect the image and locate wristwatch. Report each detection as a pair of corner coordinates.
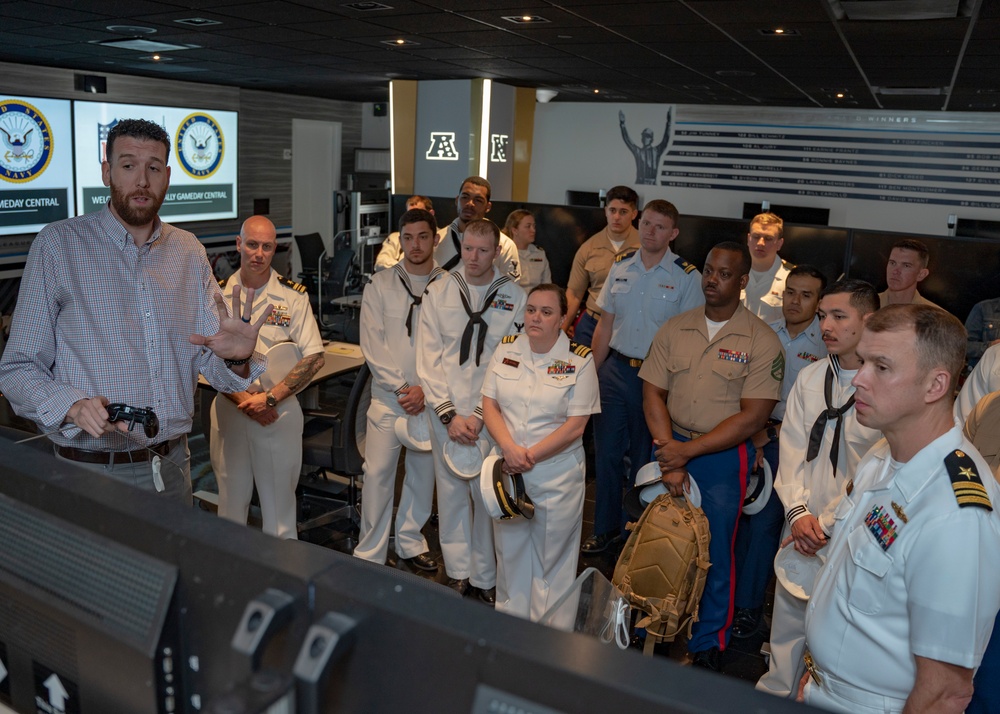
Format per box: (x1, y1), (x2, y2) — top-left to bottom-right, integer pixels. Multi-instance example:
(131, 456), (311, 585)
(439, 409), (456, 425)
(766, 424), (779, 443)
(265, 392), (278, 408)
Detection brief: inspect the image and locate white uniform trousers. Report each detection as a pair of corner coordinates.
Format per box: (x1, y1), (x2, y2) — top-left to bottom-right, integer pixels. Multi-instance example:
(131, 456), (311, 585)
(210, 394), (302, 540)
(756, 578), (808, 698)
(494, 448), (585, 622)
(804, 675), (905, 714)
(354, 394), (435, 563)
(428, 414), (496, 588)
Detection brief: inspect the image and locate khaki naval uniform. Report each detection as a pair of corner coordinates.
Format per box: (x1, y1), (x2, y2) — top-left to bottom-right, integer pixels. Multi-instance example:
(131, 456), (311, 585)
(417, 268), (526, 587)
(356, 262), (447, 563)
(640, 304), (783, 653)
(742, 257), (793, 325)
(803, 427), (1000, 713)
(482, 333), (600, 621)
(567, 226), (640, 318)
(435, 220), (521, 281)
(210, 270), (324, 539)
(877, 288), (942, 311)
(516, 244), (551, 291)
(757, 355), (881, 698)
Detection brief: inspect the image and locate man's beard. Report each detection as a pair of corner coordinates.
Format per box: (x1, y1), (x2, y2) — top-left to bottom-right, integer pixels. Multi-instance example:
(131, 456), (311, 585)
(109, 181), (166, 227)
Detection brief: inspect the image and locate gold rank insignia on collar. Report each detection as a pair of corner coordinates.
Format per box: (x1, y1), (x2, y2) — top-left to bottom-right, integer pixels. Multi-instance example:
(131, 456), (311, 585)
(614, 249), (637, 263)
(570, 342), (592, 358)
(945, 449), (993, 511)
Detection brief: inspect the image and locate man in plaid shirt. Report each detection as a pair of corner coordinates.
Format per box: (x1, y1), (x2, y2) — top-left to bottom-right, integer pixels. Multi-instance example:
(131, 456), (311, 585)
(0, 118), (270, 503)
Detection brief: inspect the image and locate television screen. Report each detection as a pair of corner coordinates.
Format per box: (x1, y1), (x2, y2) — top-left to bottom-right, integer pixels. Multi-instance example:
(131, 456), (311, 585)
(0, 95), (74, 236)
(73, 101), (238, 223)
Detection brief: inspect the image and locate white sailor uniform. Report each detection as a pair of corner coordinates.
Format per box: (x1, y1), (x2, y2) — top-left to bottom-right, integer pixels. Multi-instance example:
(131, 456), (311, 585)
(482, 333), (600, 621)
(435, 219), (521, 281)
(956, 342), (1000, 421)
(355, 262), (447, 563)
(803, 426), (1000, 713)
(517, 243), (551, 291)
(210, 270), (324, 539)
(757, 355), (881, 698)
(417, 268), (526, 587)
(742, 258), (792, 325)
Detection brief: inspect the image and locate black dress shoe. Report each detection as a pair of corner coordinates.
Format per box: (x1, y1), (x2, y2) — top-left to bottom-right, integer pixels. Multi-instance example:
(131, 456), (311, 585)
(446, 577), (469, 595)
(581, 533), (621, 554)
(691, 647), (722, 672)
(477, 586), (496, 605)
(401, 552), (439, 572)
(730, 607), (761, 639)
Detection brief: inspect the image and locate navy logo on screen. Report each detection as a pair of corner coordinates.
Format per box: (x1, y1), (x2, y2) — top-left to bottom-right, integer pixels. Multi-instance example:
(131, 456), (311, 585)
(97, 119), (119, 162)
(0, 99), (53, 183)
(426, 132), (459, 160)
(490, 133), (508, 163)
(175, 113), (224, 179)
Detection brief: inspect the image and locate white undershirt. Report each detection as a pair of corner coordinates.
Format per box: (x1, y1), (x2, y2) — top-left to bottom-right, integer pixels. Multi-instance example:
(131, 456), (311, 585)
(609, 238), (624, 252)
(706, 317), (728, 341)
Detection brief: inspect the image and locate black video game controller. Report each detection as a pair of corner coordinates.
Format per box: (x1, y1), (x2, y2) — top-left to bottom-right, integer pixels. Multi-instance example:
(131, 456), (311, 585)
(106, 403), (160, 439)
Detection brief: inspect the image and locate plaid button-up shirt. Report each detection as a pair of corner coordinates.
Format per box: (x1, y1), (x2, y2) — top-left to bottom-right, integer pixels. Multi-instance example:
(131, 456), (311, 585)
(0, 204), (263, 448)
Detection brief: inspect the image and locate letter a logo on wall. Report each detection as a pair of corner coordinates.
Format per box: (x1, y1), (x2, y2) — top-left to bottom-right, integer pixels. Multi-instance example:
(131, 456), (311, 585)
(490, 134), (508, 163)
(426, 132), (459, 161)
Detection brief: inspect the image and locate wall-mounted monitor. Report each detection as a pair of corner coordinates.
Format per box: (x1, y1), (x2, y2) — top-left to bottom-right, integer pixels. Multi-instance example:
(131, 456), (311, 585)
(0, 95), (74, 236)
(73, 101), (238, 223)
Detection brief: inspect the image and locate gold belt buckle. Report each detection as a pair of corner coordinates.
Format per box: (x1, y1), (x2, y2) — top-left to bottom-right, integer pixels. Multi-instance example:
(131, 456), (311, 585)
(803, 652), (823, 687)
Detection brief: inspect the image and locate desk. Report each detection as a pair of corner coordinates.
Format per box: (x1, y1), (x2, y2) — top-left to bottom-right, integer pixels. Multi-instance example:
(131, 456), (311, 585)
(197, 341), (365, 393)
(197, 341), (366, 438)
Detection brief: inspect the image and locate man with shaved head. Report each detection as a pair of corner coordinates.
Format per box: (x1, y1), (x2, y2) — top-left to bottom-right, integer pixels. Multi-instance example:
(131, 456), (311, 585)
(211, 215), (326, 539)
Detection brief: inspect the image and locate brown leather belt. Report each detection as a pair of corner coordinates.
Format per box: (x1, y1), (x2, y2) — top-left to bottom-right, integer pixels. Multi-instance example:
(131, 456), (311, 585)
(585, 308), (601, 320)
(56, 437), (179, 465)
(609, 348), (643, 369)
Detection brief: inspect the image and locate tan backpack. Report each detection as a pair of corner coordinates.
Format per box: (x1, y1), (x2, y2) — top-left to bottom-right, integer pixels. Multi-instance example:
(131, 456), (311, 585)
(611, 492), (711, 655)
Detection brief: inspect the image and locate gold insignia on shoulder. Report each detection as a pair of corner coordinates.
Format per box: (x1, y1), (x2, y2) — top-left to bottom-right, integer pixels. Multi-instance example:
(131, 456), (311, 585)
(501, 334), (519, 344)
(614, 249), (637, 263)
(891, 501), (909, 524)
(674, 256), (696, 273)
(946, 449), (992, 511)
(570, 342), (592, 358)
(217, 276), (228, 288)
(277, 275), (307, 293)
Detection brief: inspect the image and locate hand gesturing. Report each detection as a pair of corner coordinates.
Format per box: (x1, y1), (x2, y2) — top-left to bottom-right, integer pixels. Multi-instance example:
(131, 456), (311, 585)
(190, 285), (273, 360)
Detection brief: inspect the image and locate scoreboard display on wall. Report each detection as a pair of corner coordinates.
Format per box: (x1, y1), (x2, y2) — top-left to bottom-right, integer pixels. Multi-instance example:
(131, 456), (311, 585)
(73, 101), (238, 223)
(0, 95), (74, 237)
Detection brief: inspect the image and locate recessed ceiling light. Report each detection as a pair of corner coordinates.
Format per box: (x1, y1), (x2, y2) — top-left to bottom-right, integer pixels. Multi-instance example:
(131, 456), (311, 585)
(502, 15), (550, 24)
(758, 28), (799, 36)
(106, 24), (157, 34)
(138, 54), (173, 62)
(593, 89), (600, 94)
(836, 92), (844, 98)
(174, 17), (222, 27)
(97, 38), (191, 52)
(381, 38), (419, 46)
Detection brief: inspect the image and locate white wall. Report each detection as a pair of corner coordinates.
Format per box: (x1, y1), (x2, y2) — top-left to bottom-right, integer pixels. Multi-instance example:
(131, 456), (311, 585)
(528, 102), (1000, 235)
(361, 102), (390, 148)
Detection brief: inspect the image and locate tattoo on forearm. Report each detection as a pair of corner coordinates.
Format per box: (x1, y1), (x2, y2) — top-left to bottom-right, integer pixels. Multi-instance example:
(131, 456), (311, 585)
(283, 353), (325, 393)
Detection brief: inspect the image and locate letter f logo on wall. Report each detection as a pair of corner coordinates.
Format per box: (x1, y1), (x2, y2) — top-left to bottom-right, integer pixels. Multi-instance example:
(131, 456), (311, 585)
(490, 134), (509, 163)
(426, 132), (459, 160)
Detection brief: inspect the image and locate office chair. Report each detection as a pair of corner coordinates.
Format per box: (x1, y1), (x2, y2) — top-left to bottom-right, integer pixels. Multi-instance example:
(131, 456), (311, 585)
(294, 232), (326, 309)
(297, 364), (371, 543)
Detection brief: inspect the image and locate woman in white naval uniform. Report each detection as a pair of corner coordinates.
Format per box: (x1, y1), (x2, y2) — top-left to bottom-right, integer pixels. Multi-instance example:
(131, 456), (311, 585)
(482, 284), (600, 621)
(504, 209), (551, 291)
